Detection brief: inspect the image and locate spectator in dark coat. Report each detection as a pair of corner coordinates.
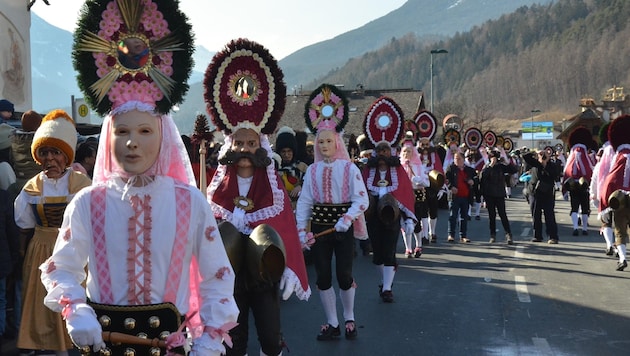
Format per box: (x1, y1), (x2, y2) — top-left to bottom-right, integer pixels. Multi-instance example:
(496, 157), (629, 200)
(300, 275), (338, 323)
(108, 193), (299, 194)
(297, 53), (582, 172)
(480, 149), (518, 244)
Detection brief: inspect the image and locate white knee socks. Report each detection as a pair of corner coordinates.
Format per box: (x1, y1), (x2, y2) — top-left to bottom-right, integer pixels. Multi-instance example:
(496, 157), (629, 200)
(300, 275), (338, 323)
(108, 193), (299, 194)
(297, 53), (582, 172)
(339, 287), (356, 322)
(382, 266), (395, 292)
(571, 212), (579, 230)
(319, 287), (338, 327)
(603, 227), (614, 248)
(581, 214), (588, 231)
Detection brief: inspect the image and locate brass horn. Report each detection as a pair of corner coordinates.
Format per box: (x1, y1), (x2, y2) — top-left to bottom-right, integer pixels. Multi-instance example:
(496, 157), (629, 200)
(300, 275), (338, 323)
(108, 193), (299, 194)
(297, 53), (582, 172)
(428, 169), (445, 190)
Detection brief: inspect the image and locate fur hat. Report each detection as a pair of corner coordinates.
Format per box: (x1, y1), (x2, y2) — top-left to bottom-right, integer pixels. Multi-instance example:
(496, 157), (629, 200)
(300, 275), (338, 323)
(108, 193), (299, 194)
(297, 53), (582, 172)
(21, 110), (43, 132)
(0, 123), (14, 150)
(568, 126), (591, 147)
(275, 126), (297, 154)
(0, 99), (14, 114)
(609, 115), (630, 151)
(32, 109), (77, 166)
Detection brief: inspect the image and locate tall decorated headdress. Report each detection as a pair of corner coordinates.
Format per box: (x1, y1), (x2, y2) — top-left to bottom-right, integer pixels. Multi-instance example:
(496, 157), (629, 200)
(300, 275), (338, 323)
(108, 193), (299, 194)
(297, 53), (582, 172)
(304, 83), (351, 162)
(412, 110), (437, 142)
(463, 127), (482, 150)
(74, 0), (194, 115)
(204, 39), (286, 136)
(363, 96), (405, 149)
(74, 0), (196, 186)
(304, 83), (349, 134)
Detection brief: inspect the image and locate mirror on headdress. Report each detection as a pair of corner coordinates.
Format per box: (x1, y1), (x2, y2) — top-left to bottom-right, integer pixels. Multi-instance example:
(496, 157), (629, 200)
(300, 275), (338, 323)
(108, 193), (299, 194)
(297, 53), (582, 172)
(377, 114), (391, 129)
(233, 76), (256, 101)
(117, 36), (150, 70)
(321, 104), (334, 118)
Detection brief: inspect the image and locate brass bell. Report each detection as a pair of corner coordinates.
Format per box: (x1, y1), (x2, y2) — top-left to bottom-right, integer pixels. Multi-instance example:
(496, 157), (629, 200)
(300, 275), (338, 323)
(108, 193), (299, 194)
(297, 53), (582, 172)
(137, 332), (148, 339)
(124, 348), (136, 356)
(608, 189), (629, 210)
(79, 346), (92, 355)
(124, 317), (136, 330)
(148, 315), (161, 328)
(159, 331), (171, 340)
(99, 315), (111, 328)
(150, 347), (162, 356)
(99, 348), (112, 356)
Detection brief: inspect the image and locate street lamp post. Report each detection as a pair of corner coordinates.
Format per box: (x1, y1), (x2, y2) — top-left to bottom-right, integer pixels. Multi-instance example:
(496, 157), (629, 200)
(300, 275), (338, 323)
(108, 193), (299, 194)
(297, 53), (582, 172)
(530, 109), (541, 149)
(430, 49), (448, 113)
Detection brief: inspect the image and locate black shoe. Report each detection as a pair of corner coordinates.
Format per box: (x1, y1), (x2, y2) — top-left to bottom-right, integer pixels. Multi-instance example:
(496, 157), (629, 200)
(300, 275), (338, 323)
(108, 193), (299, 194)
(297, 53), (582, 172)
(572, 229), (579, 236)
(606, 247), (615, 256)
(531, 238), (543, 242)
(413, 247), (422, 258)
(475, 215), (480, 220)
(421, 237), (430, 245)
(430, 234), (437, 243)
(344, 320), (357, 339)
(489, 235), (496, 243)
(317, 324), (341, 341)
(381, 290), (394, 303)
(617, 260), (628, 271)
(582, 230), (588, 236)
(506, 233), (513, 245)
(548, 239), (558, 244)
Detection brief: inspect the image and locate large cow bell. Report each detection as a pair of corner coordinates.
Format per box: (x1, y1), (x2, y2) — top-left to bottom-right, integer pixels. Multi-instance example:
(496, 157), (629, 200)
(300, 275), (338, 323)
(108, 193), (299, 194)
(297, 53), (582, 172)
(246, 224), (286, 284)
(218, 221), (245, 275)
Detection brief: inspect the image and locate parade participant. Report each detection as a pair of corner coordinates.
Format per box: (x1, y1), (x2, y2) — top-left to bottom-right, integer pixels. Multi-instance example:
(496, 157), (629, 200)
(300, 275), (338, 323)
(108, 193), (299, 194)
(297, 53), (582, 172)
(523, 149), (561, 244)
(295, 83), (368, 340)
(562, 127), (595, 236)
(414, 110), (445, 243)
(275, 126), (308, 207)
(480, 148), (518, 244)
(0, 99), (14, 123)
(205, 39), (310, 355)
(13, 110), (91, 355)
(445, 150), (477, 243)
(599, 115), (630, 271)
(362, 96), (416, 303)
(400, 133), (429, 257)
(463, 127), (486, 219)
(589, 122), (615, 255)
(40, 2), (238, 355)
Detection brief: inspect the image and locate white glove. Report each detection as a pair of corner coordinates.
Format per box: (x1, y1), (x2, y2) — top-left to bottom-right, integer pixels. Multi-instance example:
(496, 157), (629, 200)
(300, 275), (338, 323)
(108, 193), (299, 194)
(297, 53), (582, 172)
(437, 185), (448, 200)
(403, 219), (415, 237)
(65, 303), (105, 351)
(298, 231), (315, 250)
(599, 211), (611, 225)
(279, 270), (297, 300)
(334, 216), (352, 232)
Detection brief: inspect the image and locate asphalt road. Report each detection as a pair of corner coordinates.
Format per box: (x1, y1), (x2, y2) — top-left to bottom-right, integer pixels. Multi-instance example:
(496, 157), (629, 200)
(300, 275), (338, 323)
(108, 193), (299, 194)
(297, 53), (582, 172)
(4, 185), (628, 356)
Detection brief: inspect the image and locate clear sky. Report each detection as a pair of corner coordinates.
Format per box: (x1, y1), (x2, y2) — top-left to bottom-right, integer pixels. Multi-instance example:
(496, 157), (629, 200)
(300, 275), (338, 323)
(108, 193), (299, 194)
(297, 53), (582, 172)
(32, 0), (407, 59)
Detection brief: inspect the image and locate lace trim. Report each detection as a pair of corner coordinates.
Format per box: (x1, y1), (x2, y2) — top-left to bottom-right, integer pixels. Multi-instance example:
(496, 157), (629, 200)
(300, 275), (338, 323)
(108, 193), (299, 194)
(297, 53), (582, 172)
(283, 268), (311, 301)
(127, 194), (153, 304)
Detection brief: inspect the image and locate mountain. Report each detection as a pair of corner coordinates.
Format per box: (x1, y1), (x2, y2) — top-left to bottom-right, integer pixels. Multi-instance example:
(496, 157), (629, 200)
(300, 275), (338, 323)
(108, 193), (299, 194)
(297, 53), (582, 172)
(29, 0), (554, 133)
(30, 14), (214, 114)
(279, 0), (554, 90)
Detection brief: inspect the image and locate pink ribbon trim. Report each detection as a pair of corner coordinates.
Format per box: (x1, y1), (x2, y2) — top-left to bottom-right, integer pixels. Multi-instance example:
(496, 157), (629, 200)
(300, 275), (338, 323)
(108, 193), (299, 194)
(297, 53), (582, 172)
(204, 321), (239, 348)
(59, 296), (84, 320)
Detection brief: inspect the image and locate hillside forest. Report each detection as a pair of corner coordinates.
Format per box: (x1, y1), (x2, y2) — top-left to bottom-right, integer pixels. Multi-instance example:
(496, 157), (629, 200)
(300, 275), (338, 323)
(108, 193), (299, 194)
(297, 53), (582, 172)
(311, 0), (630, 124)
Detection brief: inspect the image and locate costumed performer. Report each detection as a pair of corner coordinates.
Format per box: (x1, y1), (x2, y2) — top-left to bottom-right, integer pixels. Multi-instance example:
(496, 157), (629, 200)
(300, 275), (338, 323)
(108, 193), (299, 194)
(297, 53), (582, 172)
(562, 127), (595, 236)
(39, 1), (238, 355)
(204, 39), (310, 356)
(295, 83), (368, 341)
(362, 96), (416, 303)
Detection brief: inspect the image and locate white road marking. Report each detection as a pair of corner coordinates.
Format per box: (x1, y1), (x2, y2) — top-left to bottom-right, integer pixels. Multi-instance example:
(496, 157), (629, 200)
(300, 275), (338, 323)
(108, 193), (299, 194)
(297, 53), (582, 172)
(532, 337), (553, 355)
(515, 276), (531, 303)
